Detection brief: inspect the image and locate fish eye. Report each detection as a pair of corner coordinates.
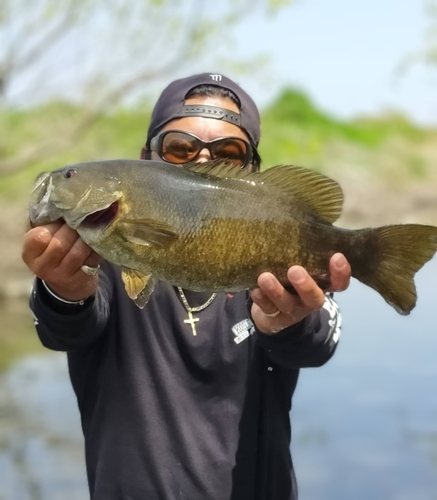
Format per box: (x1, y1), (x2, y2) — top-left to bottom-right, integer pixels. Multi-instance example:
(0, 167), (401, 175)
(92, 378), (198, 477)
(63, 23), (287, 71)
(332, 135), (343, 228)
(64, 168), (77, 179)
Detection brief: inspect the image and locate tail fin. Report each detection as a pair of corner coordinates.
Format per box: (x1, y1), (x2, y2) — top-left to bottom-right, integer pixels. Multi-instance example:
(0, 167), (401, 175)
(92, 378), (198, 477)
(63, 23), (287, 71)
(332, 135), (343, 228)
(350, 224), (437, 315)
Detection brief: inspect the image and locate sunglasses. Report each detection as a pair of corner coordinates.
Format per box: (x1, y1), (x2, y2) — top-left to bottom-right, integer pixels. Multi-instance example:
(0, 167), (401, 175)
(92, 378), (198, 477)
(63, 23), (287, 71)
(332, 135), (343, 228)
(149, 130), (253, 168)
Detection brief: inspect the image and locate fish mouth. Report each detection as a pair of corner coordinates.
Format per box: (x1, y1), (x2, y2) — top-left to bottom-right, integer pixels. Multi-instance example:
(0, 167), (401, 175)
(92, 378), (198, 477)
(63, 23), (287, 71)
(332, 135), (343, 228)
(79, 201), (119, 230)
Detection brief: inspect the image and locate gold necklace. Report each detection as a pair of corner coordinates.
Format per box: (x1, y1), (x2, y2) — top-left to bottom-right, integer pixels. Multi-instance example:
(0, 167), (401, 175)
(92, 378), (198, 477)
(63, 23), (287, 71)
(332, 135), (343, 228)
(177, 287), (217, 336)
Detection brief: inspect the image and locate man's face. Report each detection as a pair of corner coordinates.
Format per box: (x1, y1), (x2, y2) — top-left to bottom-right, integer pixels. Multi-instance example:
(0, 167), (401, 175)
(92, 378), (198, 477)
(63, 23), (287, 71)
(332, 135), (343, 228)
(148, 96), (253, 167)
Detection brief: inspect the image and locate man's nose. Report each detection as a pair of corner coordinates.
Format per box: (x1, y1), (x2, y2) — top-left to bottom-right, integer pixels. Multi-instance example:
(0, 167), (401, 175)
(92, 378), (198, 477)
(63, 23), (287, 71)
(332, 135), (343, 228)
(196, 148), (212, 163)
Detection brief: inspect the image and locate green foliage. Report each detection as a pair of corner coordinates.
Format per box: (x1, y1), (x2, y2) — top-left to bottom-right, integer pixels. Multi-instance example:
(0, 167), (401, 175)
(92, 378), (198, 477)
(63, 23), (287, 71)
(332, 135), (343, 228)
(262, 89), (425, 148)
(258, 88), (430, 171)
(0, 103), (153, 196)
(0, 87), (435, 199)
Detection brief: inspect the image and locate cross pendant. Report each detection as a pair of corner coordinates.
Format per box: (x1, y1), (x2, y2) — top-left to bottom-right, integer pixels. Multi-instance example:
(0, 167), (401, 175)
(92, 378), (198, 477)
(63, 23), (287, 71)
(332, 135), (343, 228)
(184, 310), (200, 336)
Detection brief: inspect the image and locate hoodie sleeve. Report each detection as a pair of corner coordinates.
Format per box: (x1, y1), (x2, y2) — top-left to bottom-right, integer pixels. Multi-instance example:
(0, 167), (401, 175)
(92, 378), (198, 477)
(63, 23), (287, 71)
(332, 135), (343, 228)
(29, 262), (115, 351)
(253, 294), (341, 369)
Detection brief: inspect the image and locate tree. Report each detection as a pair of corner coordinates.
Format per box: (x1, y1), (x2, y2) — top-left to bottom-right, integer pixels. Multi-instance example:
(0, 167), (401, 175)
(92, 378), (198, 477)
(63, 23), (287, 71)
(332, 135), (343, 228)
(397, 1), (437, 75)
(0, 0), (291, 175)
(421, 1), (437, 66)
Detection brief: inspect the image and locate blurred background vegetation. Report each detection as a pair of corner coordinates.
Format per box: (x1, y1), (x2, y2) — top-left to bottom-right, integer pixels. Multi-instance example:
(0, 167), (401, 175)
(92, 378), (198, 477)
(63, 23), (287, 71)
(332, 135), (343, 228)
(1, 1), (437, 499)
(1, 0), (437, 364)
(0, 0), (436, 362)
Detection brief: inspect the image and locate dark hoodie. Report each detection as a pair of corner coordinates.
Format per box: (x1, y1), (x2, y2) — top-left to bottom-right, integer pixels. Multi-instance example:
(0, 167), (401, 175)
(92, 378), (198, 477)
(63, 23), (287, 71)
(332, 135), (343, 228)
(30, 261), (340, 500)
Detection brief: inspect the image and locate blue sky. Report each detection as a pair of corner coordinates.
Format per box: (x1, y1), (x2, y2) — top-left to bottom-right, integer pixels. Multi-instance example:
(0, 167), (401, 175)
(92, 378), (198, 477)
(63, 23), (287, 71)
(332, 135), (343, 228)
(6, 0), (435, 125)
(229, 0), (435, 124)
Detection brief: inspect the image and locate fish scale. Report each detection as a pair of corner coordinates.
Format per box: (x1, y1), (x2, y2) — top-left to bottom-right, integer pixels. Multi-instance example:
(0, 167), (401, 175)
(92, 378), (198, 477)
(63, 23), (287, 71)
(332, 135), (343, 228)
(29, 159), (437, 314)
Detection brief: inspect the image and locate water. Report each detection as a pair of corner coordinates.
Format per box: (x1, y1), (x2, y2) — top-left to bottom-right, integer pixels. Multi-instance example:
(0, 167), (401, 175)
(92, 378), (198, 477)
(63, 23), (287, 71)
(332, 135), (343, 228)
(293, 256), (437, 500)
(0, 355), (87, 500)
(0, 259), (436, 499)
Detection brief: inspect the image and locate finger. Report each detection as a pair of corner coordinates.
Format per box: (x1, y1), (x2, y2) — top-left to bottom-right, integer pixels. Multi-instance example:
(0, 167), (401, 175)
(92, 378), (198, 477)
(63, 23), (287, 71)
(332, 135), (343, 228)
(256, 273), (289, 313)
(83, 250), (102, 268)
(250, 287), (280, 316)
(71, 266), (100, 286)
(22, 222), (63, 263)
(46, 245), (101, 301)
(250, 301), (301, 334)
(250, 292), (310, 334)
(256, 273), (305, 317)
(58, 237), (98, 274)
(287, 266), (325, 310)
(36, 224), (81, 271)
(328, 253), (351, 292)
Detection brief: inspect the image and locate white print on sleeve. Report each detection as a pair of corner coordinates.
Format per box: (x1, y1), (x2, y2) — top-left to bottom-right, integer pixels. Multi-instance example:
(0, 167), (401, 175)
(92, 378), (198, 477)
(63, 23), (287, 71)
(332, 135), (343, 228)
(322, 295), (341, 344)
(232, 318), (255, 344)
(32, 287), (39, 325)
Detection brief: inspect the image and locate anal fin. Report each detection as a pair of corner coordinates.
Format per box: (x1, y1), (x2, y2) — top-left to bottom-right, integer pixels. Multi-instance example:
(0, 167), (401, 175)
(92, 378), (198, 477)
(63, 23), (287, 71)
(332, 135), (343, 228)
(121, 268), (155, 308)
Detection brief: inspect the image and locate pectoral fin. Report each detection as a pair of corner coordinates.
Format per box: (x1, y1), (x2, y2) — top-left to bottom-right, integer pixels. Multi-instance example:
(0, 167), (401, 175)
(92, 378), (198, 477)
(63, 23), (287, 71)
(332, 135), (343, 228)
(119, 219), (178, 248)
(121, 268), (155, 308)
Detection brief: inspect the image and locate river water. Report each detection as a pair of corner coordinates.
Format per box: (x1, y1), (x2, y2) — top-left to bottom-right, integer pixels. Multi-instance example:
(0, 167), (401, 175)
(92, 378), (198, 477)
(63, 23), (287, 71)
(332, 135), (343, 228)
(0, 258), (436, 500)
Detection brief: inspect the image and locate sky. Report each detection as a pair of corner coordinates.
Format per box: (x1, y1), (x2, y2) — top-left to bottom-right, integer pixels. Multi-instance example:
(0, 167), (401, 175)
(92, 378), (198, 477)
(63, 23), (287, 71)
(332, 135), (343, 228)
(4, 0), (435, 125)
(228, 0), (436, 124)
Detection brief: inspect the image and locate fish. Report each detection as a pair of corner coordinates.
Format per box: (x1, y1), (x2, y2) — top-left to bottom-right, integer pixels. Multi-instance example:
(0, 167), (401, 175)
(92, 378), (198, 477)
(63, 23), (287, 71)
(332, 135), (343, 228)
(28, 159), (437, 314)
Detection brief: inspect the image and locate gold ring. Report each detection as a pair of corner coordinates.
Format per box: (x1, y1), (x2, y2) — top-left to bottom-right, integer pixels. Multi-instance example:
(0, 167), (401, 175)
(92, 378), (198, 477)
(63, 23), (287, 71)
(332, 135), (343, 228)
(264, 309), (281, 318)
(81, 264), (100, 276)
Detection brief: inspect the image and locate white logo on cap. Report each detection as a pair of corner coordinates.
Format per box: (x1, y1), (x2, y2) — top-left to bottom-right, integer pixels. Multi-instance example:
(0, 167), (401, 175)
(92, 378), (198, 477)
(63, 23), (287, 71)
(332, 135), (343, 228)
(209, 74), (222, 82)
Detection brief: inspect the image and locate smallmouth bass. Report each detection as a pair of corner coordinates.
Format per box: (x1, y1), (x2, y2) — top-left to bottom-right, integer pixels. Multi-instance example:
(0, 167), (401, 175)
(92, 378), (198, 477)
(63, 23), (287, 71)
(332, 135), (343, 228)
(29, 160), (437, 314)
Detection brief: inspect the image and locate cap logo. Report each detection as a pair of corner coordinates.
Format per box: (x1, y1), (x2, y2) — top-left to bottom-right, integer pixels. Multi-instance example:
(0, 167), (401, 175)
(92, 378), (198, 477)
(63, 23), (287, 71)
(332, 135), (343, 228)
(209, 74), (222, 82)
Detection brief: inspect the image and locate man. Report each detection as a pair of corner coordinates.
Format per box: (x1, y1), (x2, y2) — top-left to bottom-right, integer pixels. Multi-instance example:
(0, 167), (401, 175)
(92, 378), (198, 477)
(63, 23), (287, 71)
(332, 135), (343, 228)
(22, 73), (351, 500)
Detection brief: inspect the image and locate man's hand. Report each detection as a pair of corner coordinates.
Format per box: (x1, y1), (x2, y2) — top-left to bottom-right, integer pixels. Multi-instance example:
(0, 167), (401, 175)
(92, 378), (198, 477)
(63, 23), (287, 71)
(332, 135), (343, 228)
(250, 253), (351, 334)
(22, 221), (101, 301)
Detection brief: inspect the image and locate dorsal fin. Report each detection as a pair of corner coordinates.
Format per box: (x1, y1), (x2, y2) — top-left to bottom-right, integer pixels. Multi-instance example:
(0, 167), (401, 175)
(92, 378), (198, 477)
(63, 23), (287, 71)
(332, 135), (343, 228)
(183, 159), (247, 178)
(184, 161), (344, 223)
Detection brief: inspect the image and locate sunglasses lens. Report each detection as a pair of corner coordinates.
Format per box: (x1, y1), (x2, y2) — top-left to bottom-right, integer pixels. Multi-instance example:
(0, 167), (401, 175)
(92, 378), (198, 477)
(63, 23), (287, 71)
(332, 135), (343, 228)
(161, 132), (200, 164)
(157, 131), (251, 167)
(210, 138), (248, 167)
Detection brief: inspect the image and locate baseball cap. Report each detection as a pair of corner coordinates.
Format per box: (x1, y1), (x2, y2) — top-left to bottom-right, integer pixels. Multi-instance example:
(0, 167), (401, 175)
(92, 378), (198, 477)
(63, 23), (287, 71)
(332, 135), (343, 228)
(146, 73), (261, 147)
